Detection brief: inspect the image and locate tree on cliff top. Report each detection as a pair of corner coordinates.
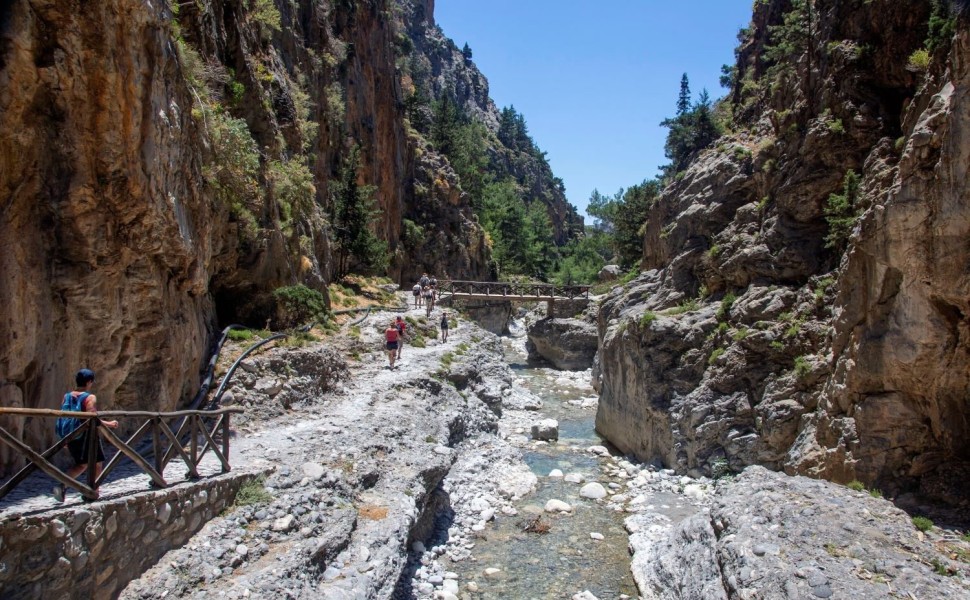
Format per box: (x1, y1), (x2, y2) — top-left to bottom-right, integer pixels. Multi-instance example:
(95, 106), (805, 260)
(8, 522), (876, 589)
(329, 145), (388, 279)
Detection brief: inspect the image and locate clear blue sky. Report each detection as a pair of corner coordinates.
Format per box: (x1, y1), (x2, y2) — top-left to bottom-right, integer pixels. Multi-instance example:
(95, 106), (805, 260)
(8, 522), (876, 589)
(434, 0), (753, 218)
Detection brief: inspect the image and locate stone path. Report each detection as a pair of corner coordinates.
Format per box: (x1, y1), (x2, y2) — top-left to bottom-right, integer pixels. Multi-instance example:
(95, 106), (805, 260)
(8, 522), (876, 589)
(121, 298), (505, 599)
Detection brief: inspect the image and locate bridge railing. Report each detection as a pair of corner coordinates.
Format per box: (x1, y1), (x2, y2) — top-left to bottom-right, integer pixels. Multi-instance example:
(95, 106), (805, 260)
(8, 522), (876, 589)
(438, 280), (590, 300)
(0, 407), (242, 502)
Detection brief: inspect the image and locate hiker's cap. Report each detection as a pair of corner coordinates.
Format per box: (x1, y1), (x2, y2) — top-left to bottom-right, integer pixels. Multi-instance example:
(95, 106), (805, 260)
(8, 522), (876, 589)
(75, 368), (95, 386)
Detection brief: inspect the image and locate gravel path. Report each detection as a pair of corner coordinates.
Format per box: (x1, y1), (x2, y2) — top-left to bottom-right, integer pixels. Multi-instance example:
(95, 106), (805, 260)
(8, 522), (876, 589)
(122, 301), (510, 600)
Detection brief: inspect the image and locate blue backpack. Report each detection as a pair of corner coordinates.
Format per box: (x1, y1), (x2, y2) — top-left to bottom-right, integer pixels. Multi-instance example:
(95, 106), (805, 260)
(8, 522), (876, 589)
(55, 392), (90, 439)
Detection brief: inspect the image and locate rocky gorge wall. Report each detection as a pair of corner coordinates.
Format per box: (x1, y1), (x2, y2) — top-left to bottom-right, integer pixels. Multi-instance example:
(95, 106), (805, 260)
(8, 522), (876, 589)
(596, 0), (970, 500)
(0, 0), (502, 475)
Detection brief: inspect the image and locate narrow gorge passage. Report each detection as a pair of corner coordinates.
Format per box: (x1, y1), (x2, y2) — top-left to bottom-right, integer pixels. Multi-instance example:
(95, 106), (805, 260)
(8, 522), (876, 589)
(397, 322), (714, 600)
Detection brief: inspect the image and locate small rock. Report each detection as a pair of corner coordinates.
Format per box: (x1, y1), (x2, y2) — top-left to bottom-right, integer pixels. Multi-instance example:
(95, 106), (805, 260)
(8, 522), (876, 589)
(564, 473), (585, 484)
(271, 515), (296, 532)
(549, 469), (564, 478)
(483, 567), (502, 577)
(531, 419), (559, 441)
(589, 532), (604, 541)
(301, 463), (325, 480)
(580, 482), (607, 499)
(544, 499), (573, 513)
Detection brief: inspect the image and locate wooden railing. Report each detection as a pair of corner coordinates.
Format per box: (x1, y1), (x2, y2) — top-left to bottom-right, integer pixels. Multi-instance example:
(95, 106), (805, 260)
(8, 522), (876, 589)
(438, 280), (591, 300)
(0, 407), (242, 502)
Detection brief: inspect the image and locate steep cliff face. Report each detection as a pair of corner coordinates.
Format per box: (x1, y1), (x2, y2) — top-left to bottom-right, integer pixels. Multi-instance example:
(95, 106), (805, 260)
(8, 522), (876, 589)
(596, 0), (969, 499)
(395, 0), (583, 249)
(0, 0), (502, 473)
(1, 0), (216, 470)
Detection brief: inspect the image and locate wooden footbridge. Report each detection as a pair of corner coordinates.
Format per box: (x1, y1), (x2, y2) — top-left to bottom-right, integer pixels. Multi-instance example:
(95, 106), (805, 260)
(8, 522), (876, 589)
(437, 280), (590, 316)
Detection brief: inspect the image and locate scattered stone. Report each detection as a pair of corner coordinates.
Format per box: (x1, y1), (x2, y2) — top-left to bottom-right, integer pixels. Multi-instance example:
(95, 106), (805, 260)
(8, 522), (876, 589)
(530, 419), (559, 441)
(544, 499), (573, 513)
(589, 532), (604, 541)
(548, 469), (564, 478)
(564, 473), (585, 484)
(580, 482), (607, 499)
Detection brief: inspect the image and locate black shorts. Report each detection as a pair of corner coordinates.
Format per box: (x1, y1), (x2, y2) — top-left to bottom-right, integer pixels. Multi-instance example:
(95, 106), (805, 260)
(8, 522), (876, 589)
(386, 341), (399, 351)
(68, 434), (105, 465)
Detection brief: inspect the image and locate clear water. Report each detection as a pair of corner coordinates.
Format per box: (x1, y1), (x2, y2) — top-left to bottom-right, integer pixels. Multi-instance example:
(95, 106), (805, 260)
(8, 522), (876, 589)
(444, 338), (638, 599)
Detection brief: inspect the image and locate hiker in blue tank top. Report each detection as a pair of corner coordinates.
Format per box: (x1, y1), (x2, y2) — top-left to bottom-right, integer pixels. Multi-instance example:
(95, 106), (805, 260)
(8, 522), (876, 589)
(52, 369), (119, 502)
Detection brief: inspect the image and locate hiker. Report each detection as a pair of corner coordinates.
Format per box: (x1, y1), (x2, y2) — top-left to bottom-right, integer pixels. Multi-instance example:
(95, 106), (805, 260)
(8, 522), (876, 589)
(412, 282), (422, 308)
(419, 272), (430, 288)
(424, 285), (433, 317)
(395, 316), (407, 360)
(440, 311), (449, 342)
(53, 369), (119, 502)
(385, 321), (400, 369)
(429, 285), (437, 312)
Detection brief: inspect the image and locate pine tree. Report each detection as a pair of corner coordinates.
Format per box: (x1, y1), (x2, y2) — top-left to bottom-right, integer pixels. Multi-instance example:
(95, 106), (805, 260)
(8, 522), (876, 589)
(461, 42), (473, 63)
(676, 73), (691, 115)
(329, 145), (388, 278)
(824, 170), (861, 252)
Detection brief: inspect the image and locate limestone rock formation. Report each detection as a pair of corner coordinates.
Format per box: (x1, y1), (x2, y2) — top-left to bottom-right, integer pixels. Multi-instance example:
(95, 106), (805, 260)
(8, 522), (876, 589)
(526, 318), (598, 370)
(0, 0), (525, 474)
(631, 467), (970, 599)
(595, 0), (970, 499)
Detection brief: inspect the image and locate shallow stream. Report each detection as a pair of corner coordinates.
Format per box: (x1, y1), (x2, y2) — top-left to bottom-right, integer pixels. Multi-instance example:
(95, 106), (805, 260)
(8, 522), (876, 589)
(442, 336), (640, 599)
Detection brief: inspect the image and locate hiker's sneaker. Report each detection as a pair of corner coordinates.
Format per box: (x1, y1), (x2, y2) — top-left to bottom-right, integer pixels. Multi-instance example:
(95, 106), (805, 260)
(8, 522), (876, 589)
(52, 484), (65, 503)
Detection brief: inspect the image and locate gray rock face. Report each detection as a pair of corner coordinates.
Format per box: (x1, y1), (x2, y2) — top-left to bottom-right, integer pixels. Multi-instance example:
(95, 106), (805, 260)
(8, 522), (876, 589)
(632, 467), (970, 599)
(526, 318), (598, 370)
(593, 2), (970, 499)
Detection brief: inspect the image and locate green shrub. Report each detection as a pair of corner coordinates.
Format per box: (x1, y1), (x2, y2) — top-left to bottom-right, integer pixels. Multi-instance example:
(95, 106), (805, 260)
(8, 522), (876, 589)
(234, 477), (272, 507)
(717, 322), (729, 334)
(709, 348), (726, 365)
(708, 244), (722, 259)
(770, 340), (785, 350)
(732, 327), (749, 341)
(251, 0), (282, 36)
(908, 48), (931, 72)
(639, 311), (657, 327)
(228, 329), (256, 342)
(814, 277), (835, 301)
(793, 355), (811, 378)
(827, 118), (845, 134)
(912, 516), (934, 532)
(894, 136), (906, 153)
(273, 284), (328, 329)
(869, 488), (883, 499)
(717, 293), (736, 320)
(410, 334), (426, 348)
(846, 480), (865, 492)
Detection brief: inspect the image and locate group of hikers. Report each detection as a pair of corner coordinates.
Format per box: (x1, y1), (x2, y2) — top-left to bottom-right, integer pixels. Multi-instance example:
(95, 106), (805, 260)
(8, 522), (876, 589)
(384, 273), (450, 369)
(411, 272), (439, 316)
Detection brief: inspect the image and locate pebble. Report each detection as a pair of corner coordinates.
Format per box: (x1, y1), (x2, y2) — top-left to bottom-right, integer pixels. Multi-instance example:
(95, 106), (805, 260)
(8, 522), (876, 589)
(589, 532), (604, 541)
(483, 567), (502, 577)
(564, 473), (585, 484)
(549, 469), (564, 478)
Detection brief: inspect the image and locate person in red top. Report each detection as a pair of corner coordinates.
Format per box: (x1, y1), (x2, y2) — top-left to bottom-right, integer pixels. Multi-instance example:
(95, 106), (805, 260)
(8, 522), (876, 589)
(395, 316), (407, 360)
(385, 322), (400, 369)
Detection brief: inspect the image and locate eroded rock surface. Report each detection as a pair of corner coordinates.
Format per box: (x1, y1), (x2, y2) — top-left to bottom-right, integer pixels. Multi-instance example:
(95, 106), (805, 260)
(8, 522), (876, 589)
(595, 0), (970, 499)
(526, 318), (598, 370)
(631, 467), (970, 599)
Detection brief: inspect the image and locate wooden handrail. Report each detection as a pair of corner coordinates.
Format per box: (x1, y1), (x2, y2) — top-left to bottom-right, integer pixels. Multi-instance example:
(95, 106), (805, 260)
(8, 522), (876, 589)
(0, 407), (243, 418)
(437, 280), (590, 300)
(0, 407), (242, 502)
